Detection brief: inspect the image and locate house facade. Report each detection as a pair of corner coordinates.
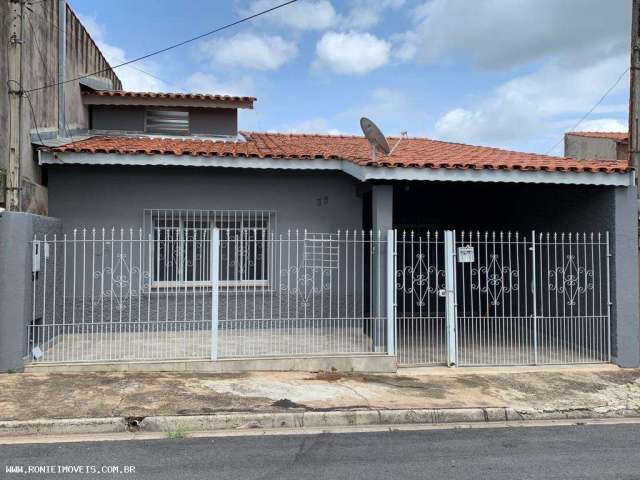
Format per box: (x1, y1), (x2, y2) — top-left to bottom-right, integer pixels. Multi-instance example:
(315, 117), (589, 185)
(1, 89), (637, 372)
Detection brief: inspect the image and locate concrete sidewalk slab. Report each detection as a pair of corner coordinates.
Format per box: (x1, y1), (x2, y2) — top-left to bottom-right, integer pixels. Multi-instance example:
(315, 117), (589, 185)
(1, 365), (639, 423)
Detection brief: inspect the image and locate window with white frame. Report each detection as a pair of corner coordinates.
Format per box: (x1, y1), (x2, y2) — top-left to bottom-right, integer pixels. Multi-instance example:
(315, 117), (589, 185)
(149, 210), (274, 287)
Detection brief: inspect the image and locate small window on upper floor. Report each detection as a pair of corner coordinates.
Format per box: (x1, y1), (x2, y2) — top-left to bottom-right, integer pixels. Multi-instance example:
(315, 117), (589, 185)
(145, 109), (189, 135)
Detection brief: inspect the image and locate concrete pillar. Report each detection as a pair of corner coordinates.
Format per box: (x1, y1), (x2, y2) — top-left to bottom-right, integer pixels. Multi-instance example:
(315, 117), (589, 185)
(371, 185), (393, 351)
(372, 185), (393, 233)
(612, 186), (640, 367)
(0, 212), (61, 371)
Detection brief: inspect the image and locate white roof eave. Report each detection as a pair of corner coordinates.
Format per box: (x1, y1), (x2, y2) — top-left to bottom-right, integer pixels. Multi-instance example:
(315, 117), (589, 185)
(39, 150), (635, 187)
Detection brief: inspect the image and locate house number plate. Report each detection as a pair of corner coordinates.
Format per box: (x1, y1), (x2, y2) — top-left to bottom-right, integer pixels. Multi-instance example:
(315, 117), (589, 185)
(457, 246), (474, 263)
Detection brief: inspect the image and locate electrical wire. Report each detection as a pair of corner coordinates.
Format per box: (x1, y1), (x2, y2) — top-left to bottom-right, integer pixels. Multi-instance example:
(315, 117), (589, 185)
(25, 5), (185, 92)
(25, 0), (298, 94)
(545, 67), (630, 155)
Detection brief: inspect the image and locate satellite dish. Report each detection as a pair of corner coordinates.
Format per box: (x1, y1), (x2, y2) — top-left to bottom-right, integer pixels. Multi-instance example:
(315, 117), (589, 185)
(360, 118), (391, 160)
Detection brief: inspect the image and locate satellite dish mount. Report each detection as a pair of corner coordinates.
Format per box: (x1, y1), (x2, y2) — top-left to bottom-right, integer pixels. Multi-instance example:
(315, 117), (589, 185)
(360, 117), (390, 163)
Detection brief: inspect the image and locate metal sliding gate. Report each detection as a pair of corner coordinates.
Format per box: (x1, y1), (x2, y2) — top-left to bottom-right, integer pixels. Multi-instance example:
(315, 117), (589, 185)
(395, 230), (611, 366)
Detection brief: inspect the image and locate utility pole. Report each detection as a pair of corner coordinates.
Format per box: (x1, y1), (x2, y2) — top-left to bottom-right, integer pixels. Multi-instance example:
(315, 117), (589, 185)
(630, 0), (640, 188)
(7, 0), (25, 211)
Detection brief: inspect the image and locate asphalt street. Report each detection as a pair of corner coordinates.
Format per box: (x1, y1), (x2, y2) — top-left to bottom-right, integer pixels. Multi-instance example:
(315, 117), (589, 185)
(2, 424), (640, 479)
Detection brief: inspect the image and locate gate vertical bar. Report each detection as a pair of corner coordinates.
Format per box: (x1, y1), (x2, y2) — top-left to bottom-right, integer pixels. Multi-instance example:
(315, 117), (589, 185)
(605, 231), (611, 361)
(210, 228), (220, 360)
(444, 230), (457, 366)
(386, 230), (396, 355)
(531, 231), (538, 364)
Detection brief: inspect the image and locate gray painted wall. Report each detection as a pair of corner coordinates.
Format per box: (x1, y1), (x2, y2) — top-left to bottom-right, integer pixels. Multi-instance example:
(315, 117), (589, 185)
(91, 106), (146, 132)
(611, 185), (639, 367)
(0, 212), (61, 371)
(47, 166), (364, 233)
(90, 106), (238, 137)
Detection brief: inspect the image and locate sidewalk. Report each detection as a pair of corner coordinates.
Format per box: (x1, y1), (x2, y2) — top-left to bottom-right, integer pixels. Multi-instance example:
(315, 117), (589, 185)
(1, 365), (639, 436)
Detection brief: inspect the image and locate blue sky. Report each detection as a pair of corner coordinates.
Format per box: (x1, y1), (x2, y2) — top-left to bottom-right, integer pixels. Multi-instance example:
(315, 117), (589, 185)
(70, 0), (631, 155)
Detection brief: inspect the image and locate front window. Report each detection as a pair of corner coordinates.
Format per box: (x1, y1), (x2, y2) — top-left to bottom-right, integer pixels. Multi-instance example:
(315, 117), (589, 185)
(149, 210), (274, 287)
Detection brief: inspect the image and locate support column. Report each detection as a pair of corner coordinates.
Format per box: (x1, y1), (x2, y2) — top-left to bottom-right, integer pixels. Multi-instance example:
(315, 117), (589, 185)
(371, 185), (393, 352)
(612, 185), (640, 367)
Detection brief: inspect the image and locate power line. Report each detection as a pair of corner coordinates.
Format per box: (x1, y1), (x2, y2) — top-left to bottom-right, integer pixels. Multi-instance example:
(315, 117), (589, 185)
(545, 67), (630, 155)
(25, 5), (185, 92)
(25, 0), (298, 94)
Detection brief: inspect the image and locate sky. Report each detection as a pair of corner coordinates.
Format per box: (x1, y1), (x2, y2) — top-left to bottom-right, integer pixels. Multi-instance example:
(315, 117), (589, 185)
(69, 0), (632, 156)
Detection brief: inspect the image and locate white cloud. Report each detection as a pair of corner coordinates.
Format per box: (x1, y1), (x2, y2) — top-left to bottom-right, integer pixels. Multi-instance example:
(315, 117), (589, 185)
(573, 118), (628, 133)
(201, 32), (297, 71)
(434, 54), (629, 145)
(400, 0), (629, 69)
(338, 88), (427, 136)
(341, 0), (405, 30)
(183, 72), (256, 97)
(77, 14), (168, 92)
(315, 31), (390, 75)
(243, 0), (338, 30)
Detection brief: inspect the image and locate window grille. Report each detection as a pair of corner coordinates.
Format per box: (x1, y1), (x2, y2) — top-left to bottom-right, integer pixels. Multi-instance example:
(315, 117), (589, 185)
(145, 109), (189, 135)
(144, 209), (275, 287)
(304, 232), (339, 270)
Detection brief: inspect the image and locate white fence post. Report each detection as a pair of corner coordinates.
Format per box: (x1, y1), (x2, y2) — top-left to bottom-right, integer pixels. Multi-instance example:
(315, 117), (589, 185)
(444, 230), (458, 366)
(531, 230), (538, 365)
(210, 228), (220, 360)
(386, 229), (396, 356)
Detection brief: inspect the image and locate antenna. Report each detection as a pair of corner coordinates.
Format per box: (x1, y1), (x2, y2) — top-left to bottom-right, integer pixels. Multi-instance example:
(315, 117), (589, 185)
(360, 117), (390, 163)
(389, 131), (408, 155)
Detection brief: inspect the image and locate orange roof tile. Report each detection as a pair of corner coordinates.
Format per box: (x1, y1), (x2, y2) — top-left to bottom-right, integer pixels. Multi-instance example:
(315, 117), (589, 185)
(48, 132), (631, 174)
(566, 131), (629, 142)
(82, 90), (255, 103)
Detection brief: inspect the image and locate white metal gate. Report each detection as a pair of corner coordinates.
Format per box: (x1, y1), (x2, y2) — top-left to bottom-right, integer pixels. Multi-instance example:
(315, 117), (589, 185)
(28, 228), (392, 363)
(395, 230), (611, 366)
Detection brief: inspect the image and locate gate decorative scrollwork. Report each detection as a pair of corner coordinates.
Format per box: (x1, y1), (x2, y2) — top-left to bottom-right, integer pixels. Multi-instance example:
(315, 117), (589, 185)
(280, 266), (331, 308)
(548, 254), (593, 306)
(396, 253), (445, 308)
(93, 253), (151, 312)
(470, 253), (518, 306)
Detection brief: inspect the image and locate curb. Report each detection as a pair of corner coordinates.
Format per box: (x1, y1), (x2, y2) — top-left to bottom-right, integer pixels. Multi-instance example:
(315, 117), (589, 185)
(1, 407), (638, 438)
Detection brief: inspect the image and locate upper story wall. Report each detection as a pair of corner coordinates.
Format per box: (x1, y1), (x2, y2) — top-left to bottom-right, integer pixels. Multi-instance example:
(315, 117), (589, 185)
(0, 1), (121, 213)
(90, 106), (239, 137)
(564, 134), (627, 161)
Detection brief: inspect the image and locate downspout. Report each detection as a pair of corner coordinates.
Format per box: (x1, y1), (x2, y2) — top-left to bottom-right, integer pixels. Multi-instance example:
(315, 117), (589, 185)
(57, 0), (66, 137)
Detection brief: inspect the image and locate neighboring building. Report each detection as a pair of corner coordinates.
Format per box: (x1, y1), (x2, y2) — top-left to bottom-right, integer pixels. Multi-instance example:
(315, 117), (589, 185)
(565, 131), (629, 161)
(0, 0), (120, 214)
(7, 87), (633, 373)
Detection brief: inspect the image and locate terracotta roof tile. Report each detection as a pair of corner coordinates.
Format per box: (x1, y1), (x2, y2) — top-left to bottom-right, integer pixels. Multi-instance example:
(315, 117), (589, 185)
(82, 90), (255, 103)
(48, 132), (631, 174)
(567, 131), (629, 142)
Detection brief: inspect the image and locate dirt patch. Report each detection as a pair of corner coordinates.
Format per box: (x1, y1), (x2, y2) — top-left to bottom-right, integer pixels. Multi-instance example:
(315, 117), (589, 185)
(308, 371), (344, 382)
(271, 398), (306, 409)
